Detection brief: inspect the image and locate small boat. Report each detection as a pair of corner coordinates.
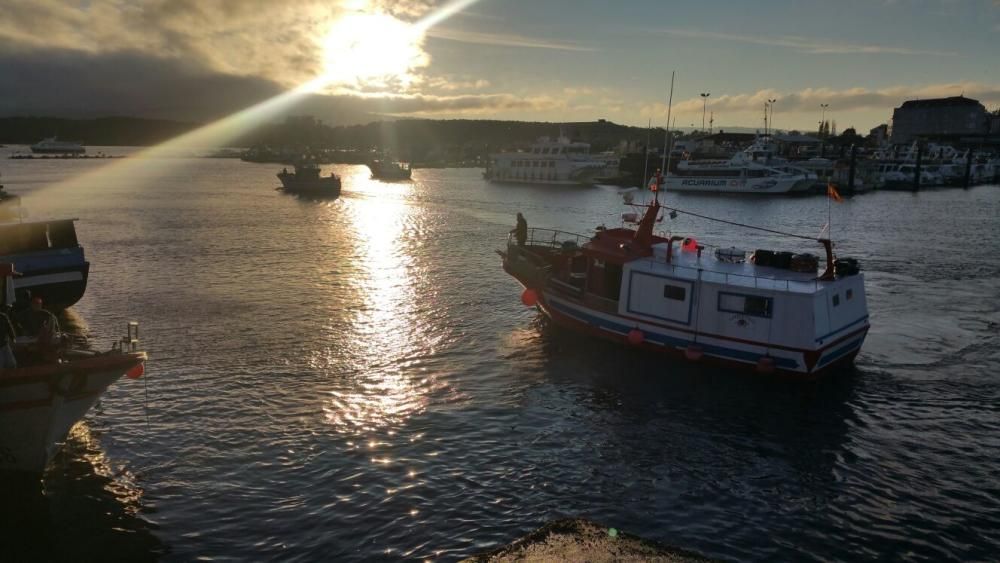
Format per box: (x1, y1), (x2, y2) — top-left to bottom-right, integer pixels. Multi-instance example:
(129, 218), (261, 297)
(0, 195), (89, 310)
(367, 159), (412, 181)
(0, 264), (147, 474)
(30, 137), (86, 155)
(276, 162), (341, 196)
(499, 193), (869, 377)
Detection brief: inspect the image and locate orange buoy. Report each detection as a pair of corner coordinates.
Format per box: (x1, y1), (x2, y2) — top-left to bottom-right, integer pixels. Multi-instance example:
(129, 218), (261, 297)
(521, 288), (538, 307)
(684, 345), (703, 361)
(126, 363), (145, 380)
(627, 328), (644, 346)
(755, 356), (776, 374)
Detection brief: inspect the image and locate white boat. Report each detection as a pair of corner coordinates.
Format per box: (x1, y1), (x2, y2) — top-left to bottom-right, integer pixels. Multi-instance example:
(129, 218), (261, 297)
(0, 265), (146, 474)
(500, 197), (868, 377)
(30, 137), (86, 155)
(664, 143), (814, 194)
(485, 136), (610, 185)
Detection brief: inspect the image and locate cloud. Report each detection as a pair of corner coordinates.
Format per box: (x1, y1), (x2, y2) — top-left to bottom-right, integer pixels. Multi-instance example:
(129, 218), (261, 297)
(641, 82), (1000, 119)
(654, 28), (956, 56)
(427, 27), (595, 51)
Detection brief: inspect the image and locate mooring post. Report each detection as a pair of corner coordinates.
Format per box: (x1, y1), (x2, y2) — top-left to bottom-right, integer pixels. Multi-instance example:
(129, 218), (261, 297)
(913, 145), (923, 191)
(848, 144), (857, 192)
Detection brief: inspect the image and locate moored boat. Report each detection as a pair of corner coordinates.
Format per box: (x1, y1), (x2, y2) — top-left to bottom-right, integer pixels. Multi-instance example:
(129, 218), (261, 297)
(499, 194), (869, 377)
(0, 196), (89, 311)
(0, 265), (146, 474)
(30, 137), (86, 155)
(276, 162), (342, 196)
(485, 136), (610, 186)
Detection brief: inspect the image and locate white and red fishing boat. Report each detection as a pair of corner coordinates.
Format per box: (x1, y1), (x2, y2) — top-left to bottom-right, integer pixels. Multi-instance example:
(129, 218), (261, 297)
(499, 192), (869, 377)
(0, 265), (146, 474)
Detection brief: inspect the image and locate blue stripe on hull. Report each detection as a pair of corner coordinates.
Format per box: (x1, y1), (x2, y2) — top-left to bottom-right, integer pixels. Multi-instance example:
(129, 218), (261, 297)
(816, 337), (865, 369)
(547, 297), (802, 371)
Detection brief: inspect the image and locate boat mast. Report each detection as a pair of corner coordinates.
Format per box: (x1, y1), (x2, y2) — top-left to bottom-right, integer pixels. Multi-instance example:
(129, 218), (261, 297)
(659, 71), (676, 203)
(641, 118), (652, 191)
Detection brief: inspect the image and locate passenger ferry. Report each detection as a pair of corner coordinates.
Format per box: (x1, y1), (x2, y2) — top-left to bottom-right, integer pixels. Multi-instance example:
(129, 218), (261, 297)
(30, 137), (86, 155)
(499, 194), (869, 377)
(485, 136), (613, 185)
(664, 137), (814, 194)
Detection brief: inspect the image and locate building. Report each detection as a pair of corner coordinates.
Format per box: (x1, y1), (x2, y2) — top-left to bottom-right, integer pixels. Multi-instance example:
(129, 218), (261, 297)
(889, 96), (989, 144)
(869, 124), (888, 146)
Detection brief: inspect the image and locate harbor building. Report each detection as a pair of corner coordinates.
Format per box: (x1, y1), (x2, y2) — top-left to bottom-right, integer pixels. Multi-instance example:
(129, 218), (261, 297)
(889, 96), (989, 144)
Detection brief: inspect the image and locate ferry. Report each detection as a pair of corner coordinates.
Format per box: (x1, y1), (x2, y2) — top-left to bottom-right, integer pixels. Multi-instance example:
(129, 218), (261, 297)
(30, 137), (86, 155)
(0, 195), (89, 310)
(277, 162), (341, 197)
(499, 194), (869, 377)
(0, 264), (146, 474)
(664, 137), (814, 194)
(485, 136), (613, 185)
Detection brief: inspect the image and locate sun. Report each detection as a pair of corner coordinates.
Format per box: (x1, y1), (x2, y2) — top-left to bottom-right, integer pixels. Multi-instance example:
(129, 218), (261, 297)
(320, 13), (427, 91)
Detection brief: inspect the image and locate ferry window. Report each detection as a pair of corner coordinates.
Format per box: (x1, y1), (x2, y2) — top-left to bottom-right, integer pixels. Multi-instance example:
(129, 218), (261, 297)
(846, 289), (853, 301)
(663, 285), (686, 301)
(718, 292), (773, 318)
(832, 294), (840, 307)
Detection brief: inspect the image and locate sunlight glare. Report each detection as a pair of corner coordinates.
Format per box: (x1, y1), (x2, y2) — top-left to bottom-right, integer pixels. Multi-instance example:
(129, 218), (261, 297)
(320, 13), (426, 90)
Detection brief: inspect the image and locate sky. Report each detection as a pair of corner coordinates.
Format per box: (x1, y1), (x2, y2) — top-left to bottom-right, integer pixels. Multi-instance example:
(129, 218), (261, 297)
(0, 0), (998, 132)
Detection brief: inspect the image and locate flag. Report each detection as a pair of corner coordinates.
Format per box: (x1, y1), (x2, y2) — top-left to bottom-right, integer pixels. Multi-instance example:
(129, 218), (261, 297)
(826, 183), (843, 203)
(649, 169), (662, 192)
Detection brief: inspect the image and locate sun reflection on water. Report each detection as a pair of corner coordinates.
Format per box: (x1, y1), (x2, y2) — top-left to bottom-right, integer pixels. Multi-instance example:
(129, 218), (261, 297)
(317, 170), (445, 435)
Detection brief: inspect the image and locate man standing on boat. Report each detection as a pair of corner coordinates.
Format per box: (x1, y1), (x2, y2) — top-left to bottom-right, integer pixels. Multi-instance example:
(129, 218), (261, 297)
(513, 212), (528, 247)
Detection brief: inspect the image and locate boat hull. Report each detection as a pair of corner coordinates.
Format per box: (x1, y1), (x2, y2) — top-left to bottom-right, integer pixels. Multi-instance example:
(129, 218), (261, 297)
(0, 352), (146, 473)
(277, 174), (342, 196)
(664, 174), (805, 194)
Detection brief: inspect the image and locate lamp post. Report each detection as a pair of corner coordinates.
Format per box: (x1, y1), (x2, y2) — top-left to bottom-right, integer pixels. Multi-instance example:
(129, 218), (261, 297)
(820, 103), (829, 137)
(700, 92), (711, 132)
(767, 98), (777, 136)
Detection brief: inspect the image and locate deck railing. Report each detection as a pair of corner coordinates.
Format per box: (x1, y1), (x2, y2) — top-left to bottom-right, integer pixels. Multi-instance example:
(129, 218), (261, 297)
(507, 227), (589, 250)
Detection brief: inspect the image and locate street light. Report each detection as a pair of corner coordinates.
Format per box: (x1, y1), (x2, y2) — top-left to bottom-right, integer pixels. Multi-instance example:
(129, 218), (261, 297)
(819, 103), (829, 137)
(700, 92), (711, 132)
(767, 98), (777, 136)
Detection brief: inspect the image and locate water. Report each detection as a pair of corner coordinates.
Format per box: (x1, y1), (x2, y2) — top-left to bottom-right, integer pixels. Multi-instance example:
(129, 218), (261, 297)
(2, 149), (999, 561)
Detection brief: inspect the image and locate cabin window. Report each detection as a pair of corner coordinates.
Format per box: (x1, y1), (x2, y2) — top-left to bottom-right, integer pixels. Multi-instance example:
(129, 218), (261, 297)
(663, 285), (686, 301)
(832, 293), (840, 307)
(846, 289), (853, 301)
(718, 292), (773, 318)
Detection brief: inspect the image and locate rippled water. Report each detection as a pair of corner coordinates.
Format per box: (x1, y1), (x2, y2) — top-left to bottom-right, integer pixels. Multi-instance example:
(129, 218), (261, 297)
(2, 148), (999, 561)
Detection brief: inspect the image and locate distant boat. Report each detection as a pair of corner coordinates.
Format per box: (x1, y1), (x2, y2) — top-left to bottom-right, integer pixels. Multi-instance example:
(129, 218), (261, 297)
(484, 136), (611, 186)
(367, 159), (412, 181)
(663, 137), (814, 194)
(30, 137), (86, 155)
(276, 162), (341, 196)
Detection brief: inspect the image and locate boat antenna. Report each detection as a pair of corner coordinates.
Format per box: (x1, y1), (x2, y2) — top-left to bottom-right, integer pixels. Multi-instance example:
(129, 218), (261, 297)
(659, 70), (676, 203)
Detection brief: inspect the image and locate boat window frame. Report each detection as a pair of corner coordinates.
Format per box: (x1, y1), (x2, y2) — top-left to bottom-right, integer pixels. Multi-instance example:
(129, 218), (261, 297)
(718, 291), (773, 319)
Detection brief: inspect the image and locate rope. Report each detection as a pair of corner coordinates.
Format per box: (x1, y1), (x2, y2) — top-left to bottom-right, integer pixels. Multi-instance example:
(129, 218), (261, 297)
(658, 204), (822, 241)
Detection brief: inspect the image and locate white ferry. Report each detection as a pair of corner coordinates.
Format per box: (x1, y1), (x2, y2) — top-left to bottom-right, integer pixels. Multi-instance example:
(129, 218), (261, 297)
(485, 136), (612, 185)
(30, 137), (86, 155)
(499, 197), (868, 377)
(664, 138), (814, 194)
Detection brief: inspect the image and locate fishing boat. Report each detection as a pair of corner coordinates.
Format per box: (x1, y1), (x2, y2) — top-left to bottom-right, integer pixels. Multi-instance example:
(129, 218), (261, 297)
(276, 162), (341, 196)
(30, 137), (86, 155)
(0, 195), (89, 310)
(0, 265), (147, 474)
(367, 159), (412, 181)
(498, 192), (869, 377)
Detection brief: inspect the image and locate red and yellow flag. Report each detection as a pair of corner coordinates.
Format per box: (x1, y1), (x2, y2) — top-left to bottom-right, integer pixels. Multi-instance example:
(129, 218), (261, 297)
(827, 183), (844, 203)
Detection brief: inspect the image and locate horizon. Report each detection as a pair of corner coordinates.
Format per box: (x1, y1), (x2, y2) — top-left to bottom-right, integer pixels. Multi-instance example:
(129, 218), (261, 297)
(2, 1), (998, 133)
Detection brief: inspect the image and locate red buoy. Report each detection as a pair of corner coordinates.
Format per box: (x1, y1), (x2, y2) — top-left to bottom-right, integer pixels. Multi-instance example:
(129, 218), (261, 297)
(627, 329), (644, 346)
(684, 345), (703, 361)
(521, 288), (538, 307)
(755, 356), (776, 374)
(682, 238), (698, 252)
(126, 363), (145, 380)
